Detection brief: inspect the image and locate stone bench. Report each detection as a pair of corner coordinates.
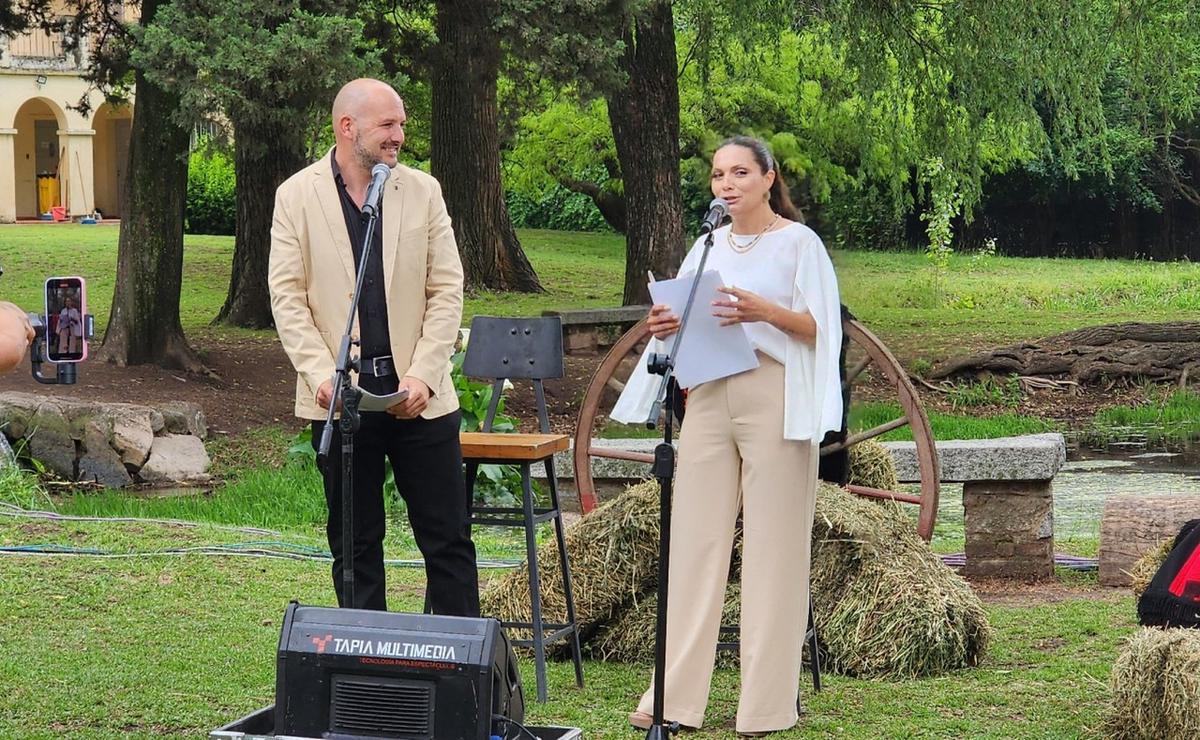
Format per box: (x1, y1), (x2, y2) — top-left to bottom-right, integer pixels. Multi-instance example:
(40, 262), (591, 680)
(540, 305), (648, 354)
(884, 433), (1067, 580)
(538, 432), (1067, 579)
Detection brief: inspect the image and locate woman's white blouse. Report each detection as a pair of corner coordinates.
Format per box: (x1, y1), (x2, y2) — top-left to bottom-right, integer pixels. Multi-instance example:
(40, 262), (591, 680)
(611, 222), (843, 443)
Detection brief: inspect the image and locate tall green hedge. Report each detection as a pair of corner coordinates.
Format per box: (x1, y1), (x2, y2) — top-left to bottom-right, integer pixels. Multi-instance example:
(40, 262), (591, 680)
(186, 144), (236, 236)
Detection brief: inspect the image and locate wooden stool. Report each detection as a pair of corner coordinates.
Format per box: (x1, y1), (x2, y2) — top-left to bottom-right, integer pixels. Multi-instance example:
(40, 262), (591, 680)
(461, 316), (584, 703)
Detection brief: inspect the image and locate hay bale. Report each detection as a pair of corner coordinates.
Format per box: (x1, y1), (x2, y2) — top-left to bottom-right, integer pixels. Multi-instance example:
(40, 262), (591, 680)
(810, 483), (990, 678)
(581, 482), (989, 679)
(589, 582), (742, 669)
(847, 439), (899, 491)
(1130, 539), (1174, 600)
(1104, 628), (1200, 740)
(480, 479), (660, 641)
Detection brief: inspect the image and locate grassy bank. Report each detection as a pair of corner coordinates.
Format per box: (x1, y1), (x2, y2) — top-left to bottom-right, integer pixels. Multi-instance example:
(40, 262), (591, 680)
(5, 223), (1200, 362)
(0, 487), (1133, 739)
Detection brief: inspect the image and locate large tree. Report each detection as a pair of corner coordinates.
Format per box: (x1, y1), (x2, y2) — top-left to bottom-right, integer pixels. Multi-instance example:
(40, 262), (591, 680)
(363, 1), (543, 293)
(1, 0), (204, 368)
(605, 0), (685, 305)
(136, 0), (369, 328)
(89, 0), (204, 370)
(430, 0), (541, 291)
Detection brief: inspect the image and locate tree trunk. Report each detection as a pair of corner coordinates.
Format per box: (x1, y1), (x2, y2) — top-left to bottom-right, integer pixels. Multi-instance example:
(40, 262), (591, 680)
(606, 0), (685, 306)
(98, 0), (203, 373)
(1099, 494), (1200, 587)
(215, 120), (306, 328)
(430, 0), (542, 293)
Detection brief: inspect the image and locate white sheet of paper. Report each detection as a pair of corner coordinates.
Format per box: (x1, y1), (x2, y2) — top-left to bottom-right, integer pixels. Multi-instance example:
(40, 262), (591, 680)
(649, 269), (759, 388)
(357, 387), (409, 412)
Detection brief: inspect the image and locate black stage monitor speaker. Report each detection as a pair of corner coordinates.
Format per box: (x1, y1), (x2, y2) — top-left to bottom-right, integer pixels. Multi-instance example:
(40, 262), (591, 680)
(275, 603), (524, 740)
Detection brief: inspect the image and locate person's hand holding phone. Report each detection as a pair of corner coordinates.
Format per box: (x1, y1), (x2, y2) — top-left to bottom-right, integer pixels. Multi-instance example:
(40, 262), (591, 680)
(0, 301), (34, 373)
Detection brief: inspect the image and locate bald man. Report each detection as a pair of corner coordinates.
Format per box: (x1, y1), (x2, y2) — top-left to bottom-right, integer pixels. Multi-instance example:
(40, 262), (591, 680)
(268, 78), (479, 616)
(0, 302), (34, 374)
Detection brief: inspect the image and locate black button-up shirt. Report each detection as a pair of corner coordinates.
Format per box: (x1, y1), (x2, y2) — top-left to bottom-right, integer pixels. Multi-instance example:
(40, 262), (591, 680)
(332, 152), (396, 394)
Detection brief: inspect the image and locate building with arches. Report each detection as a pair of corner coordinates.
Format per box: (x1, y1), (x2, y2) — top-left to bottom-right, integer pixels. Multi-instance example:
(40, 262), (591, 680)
(0, 12), (133, 222)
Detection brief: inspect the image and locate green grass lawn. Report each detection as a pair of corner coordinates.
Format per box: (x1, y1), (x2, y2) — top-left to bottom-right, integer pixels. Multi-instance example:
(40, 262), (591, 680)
(0, 507), (1132, 740)
(5, 223), (1200, 363)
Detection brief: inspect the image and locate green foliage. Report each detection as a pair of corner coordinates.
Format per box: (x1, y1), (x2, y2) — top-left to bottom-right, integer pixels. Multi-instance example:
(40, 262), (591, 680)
(135, 0), (375, 156)
(946, 375), (1025, 411)
(1086, 388), (1200, 445)
(185, 141), (236, 236)
(505, 183), (612, 232)
(451, 350), (532, 508)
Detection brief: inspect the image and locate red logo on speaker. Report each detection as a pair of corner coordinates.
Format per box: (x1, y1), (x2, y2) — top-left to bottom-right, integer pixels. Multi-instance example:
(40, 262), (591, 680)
(311, 634), (333, 653)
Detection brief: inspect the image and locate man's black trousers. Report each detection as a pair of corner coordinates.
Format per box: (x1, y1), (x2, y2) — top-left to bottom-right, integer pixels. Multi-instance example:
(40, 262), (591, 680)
(311, 409), (480, 616)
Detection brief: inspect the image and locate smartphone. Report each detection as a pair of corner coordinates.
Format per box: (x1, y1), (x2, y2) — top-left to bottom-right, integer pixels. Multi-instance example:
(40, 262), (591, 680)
(45, 276), (87, 363)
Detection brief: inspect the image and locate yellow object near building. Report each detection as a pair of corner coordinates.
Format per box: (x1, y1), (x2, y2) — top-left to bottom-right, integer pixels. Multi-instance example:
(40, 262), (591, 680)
(37, 175), (60, 214)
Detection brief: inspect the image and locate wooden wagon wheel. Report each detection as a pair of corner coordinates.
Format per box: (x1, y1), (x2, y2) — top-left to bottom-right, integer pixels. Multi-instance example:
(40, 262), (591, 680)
(572, 317), (942, 540)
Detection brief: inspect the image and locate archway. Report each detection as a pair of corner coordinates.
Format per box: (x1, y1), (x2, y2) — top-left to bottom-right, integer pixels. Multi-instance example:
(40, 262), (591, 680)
(11, 97), (69, 219)
(92, 102), (133, 220)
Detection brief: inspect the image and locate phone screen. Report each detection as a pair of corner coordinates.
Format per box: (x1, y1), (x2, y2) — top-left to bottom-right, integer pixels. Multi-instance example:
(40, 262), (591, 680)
(45, 276), (86, 363)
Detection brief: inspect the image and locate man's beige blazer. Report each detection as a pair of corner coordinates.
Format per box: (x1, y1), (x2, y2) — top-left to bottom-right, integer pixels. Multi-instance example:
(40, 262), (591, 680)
(268, 151), (463, 420)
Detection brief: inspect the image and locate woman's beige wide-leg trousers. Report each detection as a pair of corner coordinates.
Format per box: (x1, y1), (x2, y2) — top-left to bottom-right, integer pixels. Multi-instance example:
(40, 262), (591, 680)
(636, 355), (818, 734)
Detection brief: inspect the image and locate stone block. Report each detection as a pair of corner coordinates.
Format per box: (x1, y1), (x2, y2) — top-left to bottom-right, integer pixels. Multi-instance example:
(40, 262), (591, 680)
(1099, 494), (1200, 586)
(963, 479), (1054, 579)
(884, 433), (1066, 483)
(140, 434), (212, 483)
(78, 419), (133, 488)
(151, 401), (207, 438)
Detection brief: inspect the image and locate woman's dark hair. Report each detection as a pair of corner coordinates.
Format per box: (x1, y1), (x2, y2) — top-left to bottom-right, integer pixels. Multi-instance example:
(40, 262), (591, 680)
(718, 135), (803, 223)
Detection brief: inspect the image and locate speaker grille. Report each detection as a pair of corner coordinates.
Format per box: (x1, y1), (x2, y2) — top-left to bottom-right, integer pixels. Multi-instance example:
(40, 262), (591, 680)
(330, 674), (435, 738)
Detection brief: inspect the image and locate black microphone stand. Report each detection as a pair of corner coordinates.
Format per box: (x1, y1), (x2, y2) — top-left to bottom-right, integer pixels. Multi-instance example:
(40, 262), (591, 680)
(316, 199), (382, 610)
(642, 227), (718, 740)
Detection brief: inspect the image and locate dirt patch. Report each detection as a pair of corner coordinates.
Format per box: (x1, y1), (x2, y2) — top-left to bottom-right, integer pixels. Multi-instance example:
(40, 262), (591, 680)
(0, 335), (299, 436)
(967, 577), (1127, 607)
(0, 333), (1158, 443)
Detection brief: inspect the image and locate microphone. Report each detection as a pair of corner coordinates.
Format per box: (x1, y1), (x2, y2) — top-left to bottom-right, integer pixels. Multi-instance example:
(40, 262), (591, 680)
(698, 197), (729, 234)
(361, 162), (392, 218)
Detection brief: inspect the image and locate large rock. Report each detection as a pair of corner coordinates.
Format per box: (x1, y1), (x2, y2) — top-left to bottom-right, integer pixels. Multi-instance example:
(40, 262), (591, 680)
(0, 392), (209, 487)
(139, 434), (211, 483)
(150, 401), (207, 438)
(78, 418), (133, 487)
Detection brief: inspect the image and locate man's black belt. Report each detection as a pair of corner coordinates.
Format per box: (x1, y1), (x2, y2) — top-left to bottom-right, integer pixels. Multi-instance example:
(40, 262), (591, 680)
(361, 355), (396, 377)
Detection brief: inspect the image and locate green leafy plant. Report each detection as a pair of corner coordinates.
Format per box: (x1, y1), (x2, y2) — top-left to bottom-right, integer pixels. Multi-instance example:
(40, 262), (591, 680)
(947, 375), (1024, 410)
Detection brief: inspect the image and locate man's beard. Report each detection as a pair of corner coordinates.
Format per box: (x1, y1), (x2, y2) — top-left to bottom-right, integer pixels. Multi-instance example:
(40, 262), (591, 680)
(353, 134), (383, 170)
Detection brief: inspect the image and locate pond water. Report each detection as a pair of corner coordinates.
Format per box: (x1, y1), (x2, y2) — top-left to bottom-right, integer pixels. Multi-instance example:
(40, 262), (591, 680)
(929, 439), (1200, 552)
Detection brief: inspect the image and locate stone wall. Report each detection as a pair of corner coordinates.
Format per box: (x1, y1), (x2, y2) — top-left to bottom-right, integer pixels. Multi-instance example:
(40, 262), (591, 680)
(0, 392), (210, 487)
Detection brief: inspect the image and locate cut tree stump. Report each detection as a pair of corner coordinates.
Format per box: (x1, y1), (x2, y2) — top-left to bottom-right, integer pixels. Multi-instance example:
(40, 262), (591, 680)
(1099, 494), (1200, 586)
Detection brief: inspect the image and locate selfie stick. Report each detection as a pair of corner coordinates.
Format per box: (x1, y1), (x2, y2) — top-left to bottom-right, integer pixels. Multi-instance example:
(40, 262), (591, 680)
(28, 312), (95, 385)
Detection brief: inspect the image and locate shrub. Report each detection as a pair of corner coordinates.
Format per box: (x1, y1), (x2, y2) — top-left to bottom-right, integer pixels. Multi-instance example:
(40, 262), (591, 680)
(186, 143), (236, 236)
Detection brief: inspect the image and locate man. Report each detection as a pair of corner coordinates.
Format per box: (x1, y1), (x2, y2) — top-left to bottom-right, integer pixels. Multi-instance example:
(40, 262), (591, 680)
(0, 301), (34, 373)
(268, 78), (479, 616)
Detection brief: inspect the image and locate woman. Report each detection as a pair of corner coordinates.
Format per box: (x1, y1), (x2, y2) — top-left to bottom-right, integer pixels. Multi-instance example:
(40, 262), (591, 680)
(613, 136), (842, 737)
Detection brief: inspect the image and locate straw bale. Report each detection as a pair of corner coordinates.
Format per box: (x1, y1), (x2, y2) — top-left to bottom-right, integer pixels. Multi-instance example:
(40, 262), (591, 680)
(480, 479), (660, 642)
(1104, 627), (1200, 740)
(582, 482), (988, 679)
(809, 483), (990, 678)
(1130, 539), (1174, 600)
(588, 582), (743, 668)
(847, 439), (899, 491)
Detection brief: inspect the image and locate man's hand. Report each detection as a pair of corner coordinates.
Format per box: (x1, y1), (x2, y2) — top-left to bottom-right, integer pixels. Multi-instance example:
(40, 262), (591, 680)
(388, 376), (431, 419)
(315, 378), (339, 411)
